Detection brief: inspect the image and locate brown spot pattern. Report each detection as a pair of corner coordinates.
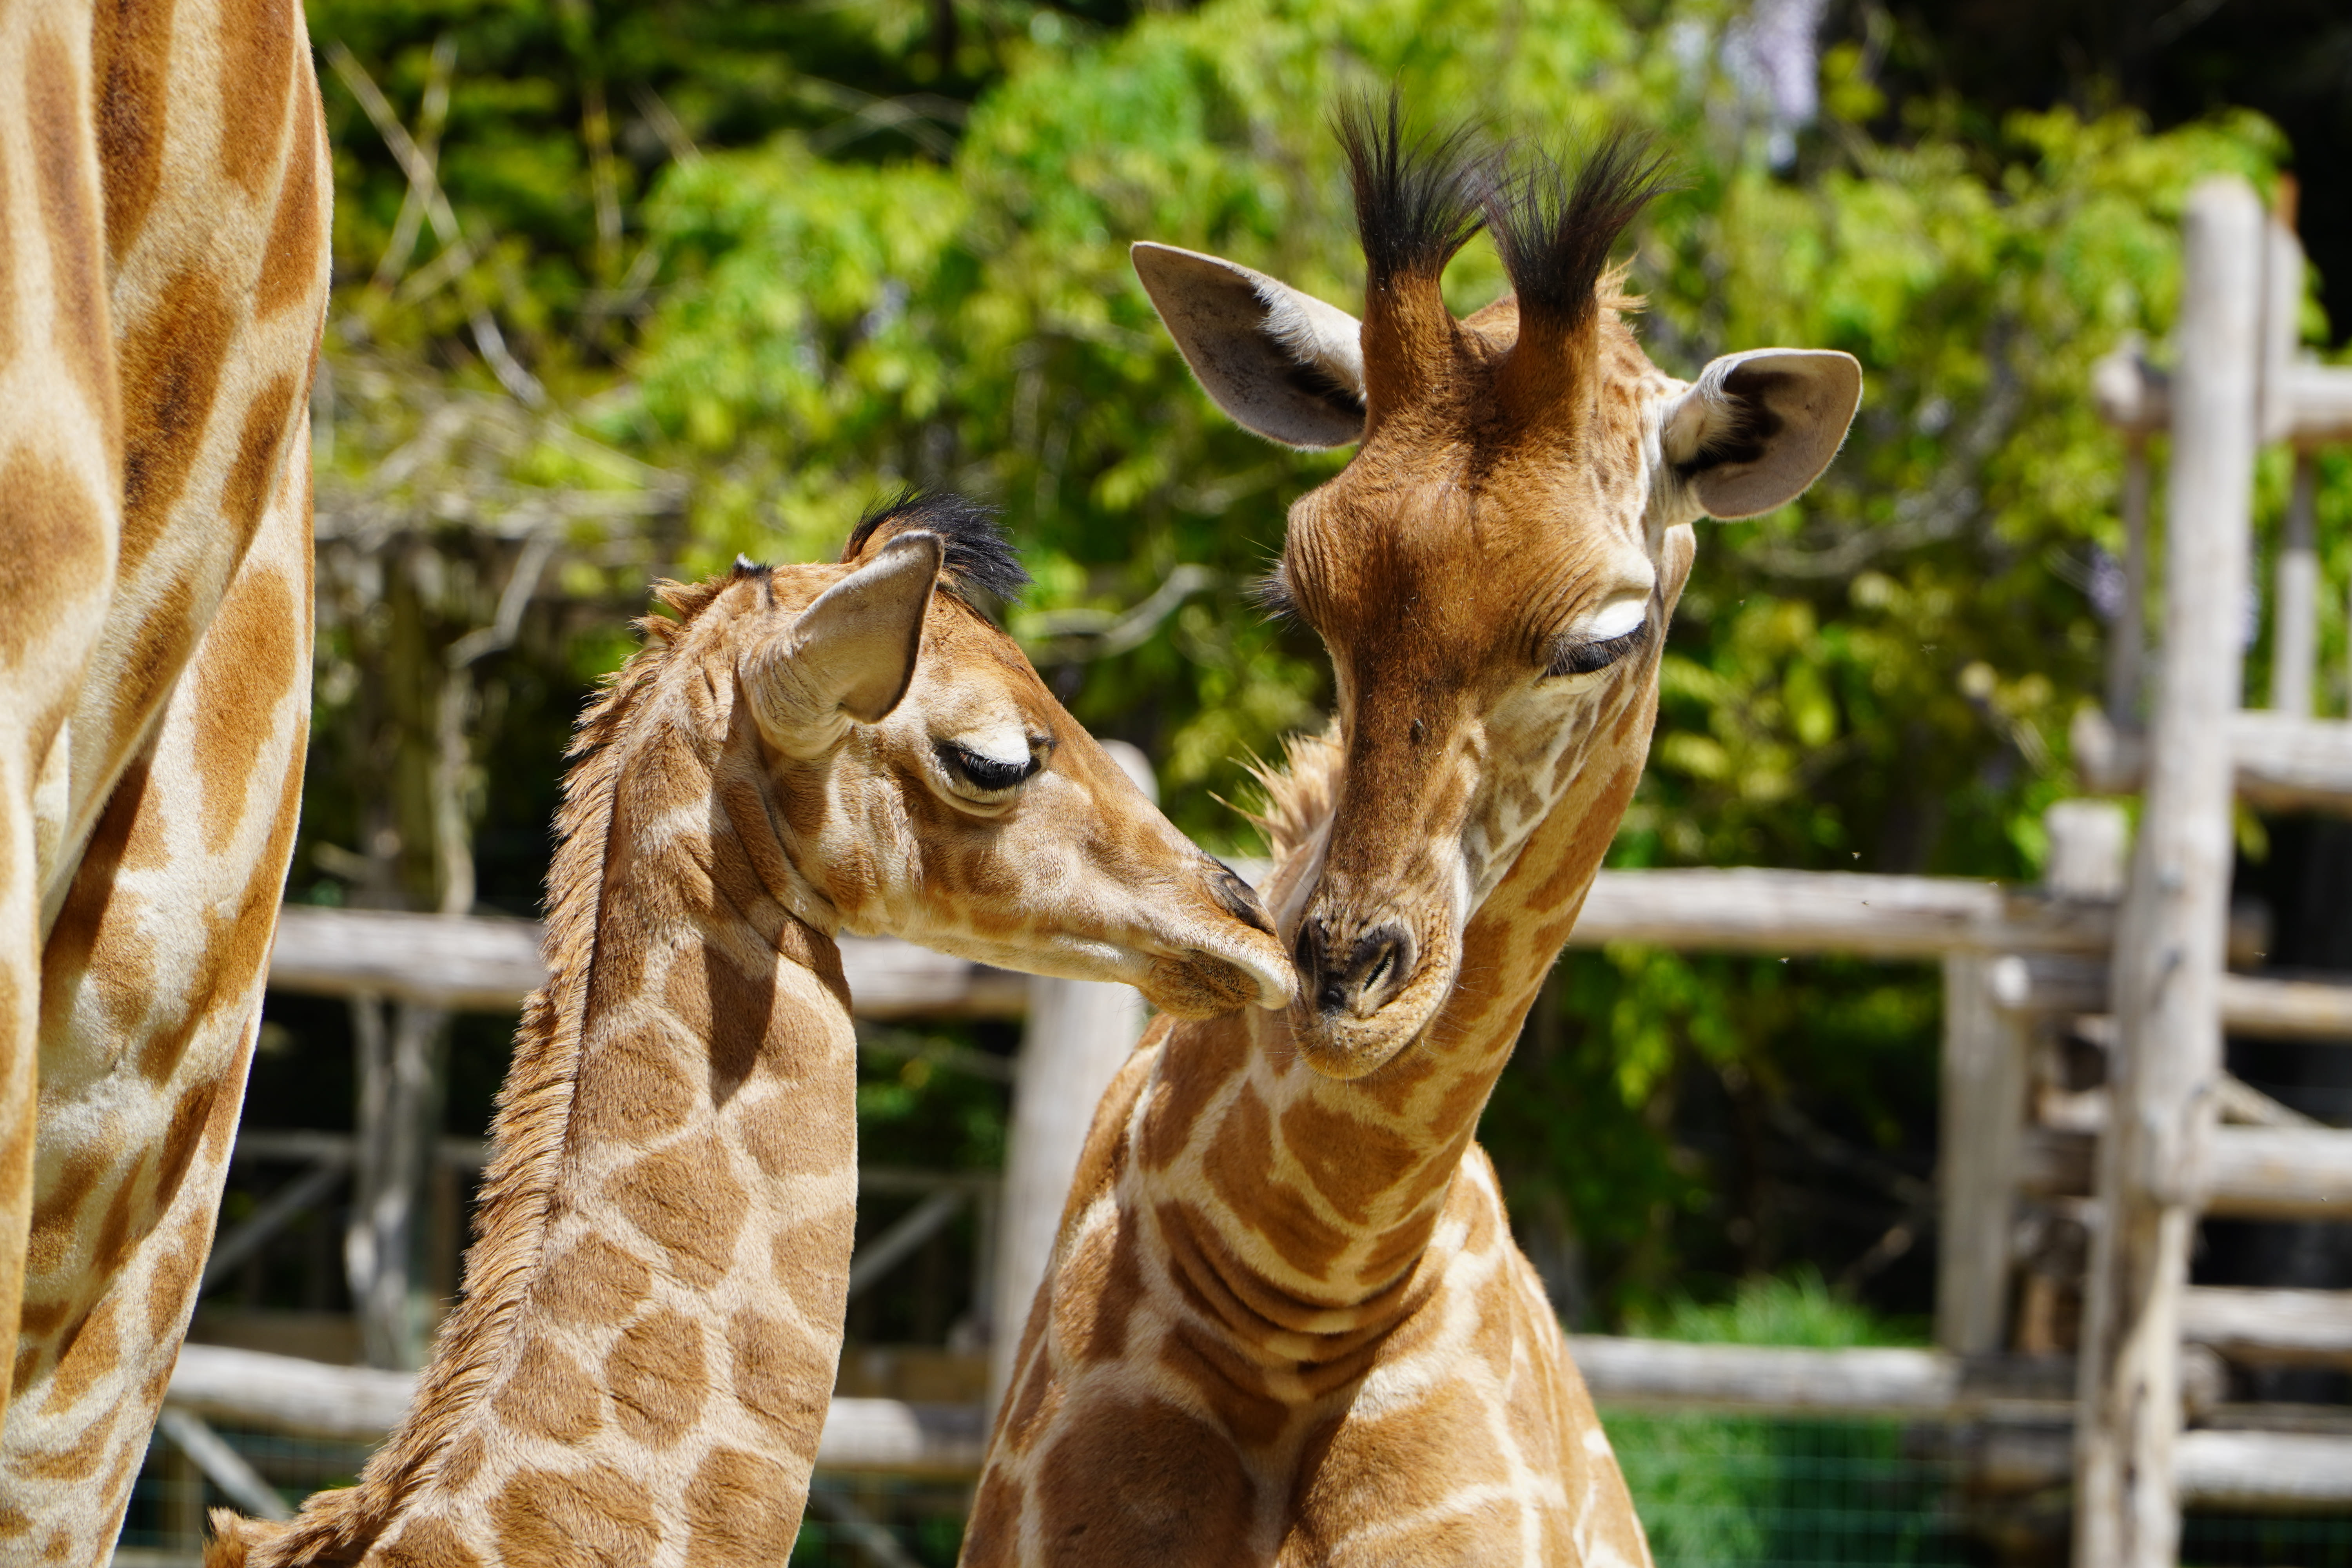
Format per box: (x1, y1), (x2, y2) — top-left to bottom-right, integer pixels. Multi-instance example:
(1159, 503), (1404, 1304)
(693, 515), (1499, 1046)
(117, 263), (233, 570)
(1034, 1397), (1254, 1568)
(606, 1134), (747, 1289)
(253, 74), (321, 318)
(1279, 1096), (1417, 1225)
(186, 558), (297, 852)
(572, 1026), (695, 1143)
(91, 0), (176, 264)
(38, 1293), (118, 1413)
(490, 1465), (658, 1565)
(216, 0), (293, 193)
(377, 1516), (485, 1568)
(604, 1306), (706, 1448)
(0, 449), (108, 666)
(493, 1337), (602, 1443)
(726, 1307), (830, 1438)
(29, 29), (113, 431)
(535, 1234), (649, 1328)
(217, 372), (299, 561)
(684, 1446), (797, 1568)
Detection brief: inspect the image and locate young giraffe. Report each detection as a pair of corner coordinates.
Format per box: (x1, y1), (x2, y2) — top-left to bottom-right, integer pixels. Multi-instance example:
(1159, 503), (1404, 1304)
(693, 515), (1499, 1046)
(962, 108), (1861, 1565)
(208, 496), (1296, 1567)
(0, 0), (330, 1560)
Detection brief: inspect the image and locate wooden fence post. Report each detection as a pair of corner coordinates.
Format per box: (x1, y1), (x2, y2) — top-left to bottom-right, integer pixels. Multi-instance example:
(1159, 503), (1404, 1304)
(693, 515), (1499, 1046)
(1937, 951), (2027, 1354)
(986, 742), (1158, 1410)
(2073, 176), (2264, 1568)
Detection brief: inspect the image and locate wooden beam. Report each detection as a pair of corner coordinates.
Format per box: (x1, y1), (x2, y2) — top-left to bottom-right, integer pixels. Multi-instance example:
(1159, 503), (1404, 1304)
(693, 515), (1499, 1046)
(2182, 1286), (2352, 1368)
(1989, 957), (2352, 1040)
(269, 905), (1026, 1018)
(2076, 707), (2352, 818)
(164, 1344), (990, 1472)
(269, 869), (2128, 1021)
(2091, 339), (2352, 447)
(1568, 869), (2113, 958)
(2205, 1125), (2352, 1220)
(2075, 176), (2264, 1568)
(2177, 1430), (2352, 1511)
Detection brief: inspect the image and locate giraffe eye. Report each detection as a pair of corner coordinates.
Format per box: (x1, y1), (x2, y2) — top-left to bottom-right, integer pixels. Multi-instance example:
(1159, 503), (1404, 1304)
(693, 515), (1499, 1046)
(936, 740), (1043, 797)
(1544, 623), (1648, 679)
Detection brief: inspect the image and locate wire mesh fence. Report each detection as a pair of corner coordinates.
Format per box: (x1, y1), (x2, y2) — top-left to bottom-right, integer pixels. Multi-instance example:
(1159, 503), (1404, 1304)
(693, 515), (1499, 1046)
(1606, 1411), (1972, 1567)
(112, 1409), (2352, 1567)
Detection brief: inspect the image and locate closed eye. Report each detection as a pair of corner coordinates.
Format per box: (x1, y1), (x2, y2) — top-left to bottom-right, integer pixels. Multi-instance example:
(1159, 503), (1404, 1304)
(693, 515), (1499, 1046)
(936, 739), (1044, 795)
(1545, 623), (1649, 679)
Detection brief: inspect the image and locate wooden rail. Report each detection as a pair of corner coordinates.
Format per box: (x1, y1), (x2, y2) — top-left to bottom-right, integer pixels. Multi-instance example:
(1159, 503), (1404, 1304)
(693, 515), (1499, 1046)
(163, 1345), (988, 1471)
(267, 870), (2129, 1016)
(2075, 708), (2352, 817)
(1987, 955), (2352, 1040)
(268, 905), (1027, 1017)
(165, 1340), (2352, 1506)
(2181, 1287), (2352, 1369)
(2020, 1124), (2352, 1221)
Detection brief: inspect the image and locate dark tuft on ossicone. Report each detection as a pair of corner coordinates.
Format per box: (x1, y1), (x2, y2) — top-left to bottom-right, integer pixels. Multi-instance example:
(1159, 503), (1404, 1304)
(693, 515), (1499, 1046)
(844, 488), (1031, 608)
(1485, 130), (1675, 330)
(1334, 91), (1489, 292)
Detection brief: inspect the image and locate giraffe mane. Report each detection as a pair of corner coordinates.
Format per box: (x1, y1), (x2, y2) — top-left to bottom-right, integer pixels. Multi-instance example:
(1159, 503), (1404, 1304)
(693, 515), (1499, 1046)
(1247, 723), (1344, 875)
(229, 628), (684, 1561)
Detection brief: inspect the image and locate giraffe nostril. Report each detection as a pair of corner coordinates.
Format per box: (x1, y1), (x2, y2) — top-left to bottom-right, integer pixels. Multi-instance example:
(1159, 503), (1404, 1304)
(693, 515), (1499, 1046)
(1310, 923), (1415, 1018)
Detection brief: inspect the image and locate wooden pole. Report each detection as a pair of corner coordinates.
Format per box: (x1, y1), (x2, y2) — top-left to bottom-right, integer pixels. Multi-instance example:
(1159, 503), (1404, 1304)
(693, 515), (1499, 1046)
(343, 995), (450, 1371)
(2271, 452), (2319, 717)
(985, 742), (1157, 1410)
(1936, 951), (2027, 1354)
(2111, 436), (2152, 726)
(2073, 176), (2264, 1568)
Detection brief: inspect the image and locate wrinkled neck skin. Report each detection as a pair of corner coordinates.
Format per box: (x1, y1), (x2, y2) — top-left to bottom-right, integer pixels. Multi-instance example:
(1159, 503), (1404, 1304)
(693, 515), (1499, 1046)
(1127, 528), (1689, 1371)
(232, 644), (865, 1567)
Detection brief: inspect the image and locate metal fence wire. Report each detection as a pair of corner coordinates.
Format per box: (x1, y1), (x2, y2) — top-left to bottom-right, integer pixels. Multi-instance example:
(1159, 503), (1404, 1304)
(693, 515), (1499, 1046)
(114, 1413), (2352, 1567)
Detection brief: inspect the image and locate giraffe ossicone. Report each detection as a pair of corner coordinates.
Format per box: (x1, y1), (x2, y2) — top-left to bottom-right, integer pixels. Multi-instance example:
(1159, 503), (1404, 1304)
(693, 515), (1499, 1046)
(209, 494), (1293, 1567)
(964, 102), (1860, 1565)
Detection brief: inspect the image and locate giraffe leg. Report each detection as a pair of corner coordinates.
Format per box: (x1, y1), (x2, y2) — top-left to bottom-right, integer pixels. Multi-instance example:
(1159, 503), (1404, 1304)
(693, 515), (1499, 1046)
(0, 450), (311, 1567)
(0, 0), (125, 1448)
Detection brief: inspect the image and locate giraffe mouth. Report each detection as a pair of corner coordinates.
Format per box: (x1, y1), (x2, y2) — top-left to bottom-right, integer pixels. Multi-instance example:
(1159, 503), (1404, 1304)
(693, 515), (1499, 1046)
(1285, 924), (1460, 1079)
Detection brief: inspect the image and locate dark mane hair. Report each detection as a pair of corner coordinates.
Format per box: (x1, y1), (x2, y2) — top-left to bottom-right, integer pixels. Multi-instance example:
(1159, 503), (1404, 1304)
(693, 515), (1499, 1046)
(1485, 130), (1675, 329)
(1334, 91), (1488, 291)
(842, 488), (1030, 607)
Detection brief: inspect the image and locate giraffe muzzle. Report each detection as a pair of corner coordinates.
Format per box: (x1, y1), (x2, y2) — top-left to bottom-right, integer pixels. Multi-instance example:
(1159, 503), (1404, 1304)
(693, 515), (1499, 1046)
(1298, 920), (1417, 1019)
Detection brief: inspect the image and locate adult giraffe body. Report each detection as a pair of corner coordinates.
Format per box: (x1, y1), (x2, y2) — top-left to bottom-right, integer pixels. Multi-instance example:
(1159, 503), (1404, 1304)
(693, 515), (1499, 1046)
(962, 108), (1861, 1565)
(0, 0), (330, 1558)
(210, 498), (1297, 1566)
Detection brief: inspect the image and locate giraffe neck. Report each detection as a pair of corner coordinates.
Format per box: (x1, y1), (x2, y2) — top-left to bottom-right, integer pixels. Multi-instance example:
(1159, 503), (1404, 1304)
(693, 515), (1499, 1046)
(247, 640), (858, 1565)
(1132, 661), (1661, 1355)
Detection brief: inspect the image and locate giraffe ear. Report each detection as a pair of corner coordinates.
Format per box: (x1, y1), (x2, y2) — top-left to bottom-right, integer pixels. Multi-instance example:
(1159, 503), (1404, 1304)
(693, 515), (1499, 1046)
(1132, 242), (1368, 449)
(1662, 349), (1862, 520)
(748, 532), (942, 739)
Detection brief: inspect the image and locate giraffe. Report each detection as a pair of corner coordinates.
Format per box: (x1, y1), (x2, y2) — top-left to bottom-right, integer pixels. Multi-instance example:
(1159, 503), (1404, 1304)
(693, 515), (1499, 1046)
(206, 494), (1297, 1567)
(960, 105), (1862, 1565)
(0, 0), (330, 1559)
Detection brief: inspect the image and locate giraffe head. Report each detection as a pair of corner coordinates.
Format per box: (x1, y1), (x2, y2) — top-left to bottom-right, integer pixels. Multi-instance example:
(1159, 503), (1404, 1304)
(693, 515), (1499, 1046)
(1136, 104), (1860, 1074)
(693, 494), (1294, 1016)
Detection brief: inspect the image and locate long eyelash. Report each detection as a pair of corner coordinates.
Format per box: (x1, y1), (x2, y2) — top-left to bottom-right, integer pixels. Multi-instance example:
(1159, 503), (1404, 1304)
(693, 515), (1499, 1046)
(1249, 562), (1300, 625)
(942, 742), (1038, 793)
(1546, 624), (1648, 678)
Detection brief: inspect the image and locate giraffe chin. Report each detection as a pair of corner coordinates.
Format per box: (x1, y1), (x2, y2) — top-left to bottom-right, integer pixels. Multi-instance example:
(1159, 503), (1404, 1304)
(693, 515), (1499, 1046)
(1138, 951), (1287, 1019)
(1286, 951), (1460, 1080)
